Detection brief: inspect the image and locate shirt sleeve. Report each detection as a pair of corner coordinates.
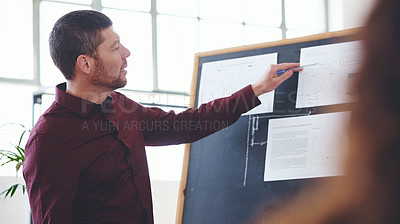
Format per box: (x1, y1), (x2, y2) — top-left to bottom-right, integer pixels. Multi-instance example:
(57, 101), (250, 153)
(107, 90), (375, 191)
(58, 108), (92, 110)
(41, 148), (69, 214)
(142, 85), (261, 146)
(23, 134), (80, 224)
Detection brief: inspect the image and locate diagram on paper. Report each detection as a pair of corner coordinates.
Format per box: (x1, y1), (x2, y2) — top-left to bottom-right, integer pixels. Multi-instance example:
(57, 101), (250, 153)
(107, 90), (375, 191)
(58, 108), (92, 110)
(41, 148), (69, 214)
(296, 41), (362, 108)
(198, 53), (278, 115)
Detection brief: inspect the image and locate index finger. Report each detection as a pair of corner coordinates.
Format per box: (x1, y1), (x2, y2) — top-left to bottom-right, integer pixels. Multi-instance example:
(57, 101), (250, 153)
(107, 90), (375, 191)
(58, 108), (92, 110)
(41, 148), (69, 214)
(274, 63), (301, 71)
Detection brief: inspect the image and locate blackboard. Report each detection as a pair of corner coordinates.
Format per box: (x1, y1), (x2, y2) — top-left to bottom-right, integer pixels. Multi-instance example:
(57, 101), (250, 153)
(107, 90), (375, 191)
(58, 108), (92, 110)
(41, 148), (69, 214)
(176, 29), (360, 224)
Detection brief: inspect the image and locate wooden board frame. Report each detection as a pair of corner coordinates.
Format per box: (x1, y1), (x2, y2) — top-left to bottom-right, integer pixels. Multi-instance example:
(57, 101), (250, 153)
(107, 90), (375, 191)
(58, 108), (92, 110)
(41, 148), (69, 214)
(175, 28), (361, 224)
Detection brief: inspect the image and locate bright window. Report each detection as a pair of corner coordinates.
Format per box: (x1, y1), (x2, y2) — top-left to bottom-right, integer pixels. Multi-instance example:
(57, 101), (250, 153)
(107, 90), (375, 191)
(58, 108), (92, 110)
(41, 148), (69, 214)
(244, 25), (282, 44)
(157, 0), (198, 17)
(157, 15), (199, 93)
(39, 1), (90, 86)
(102, 0), (151, 12)
(285, 0), (326, 34)
(103, 9), (153, 91)
(1, 0), (328, 91)
(199, 20), (244, 52)
(0, 0), (33, 80)
(199, 0), (243, 23)
(245, 0), (282, 27)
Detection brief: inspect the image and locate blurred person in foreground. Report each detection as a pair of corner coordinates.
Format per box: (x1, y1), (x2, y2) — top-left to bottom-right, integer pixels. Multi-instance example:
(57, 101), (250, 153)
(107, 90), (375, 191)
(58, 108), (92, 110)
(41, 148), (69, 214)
(254, 0), (400, 223)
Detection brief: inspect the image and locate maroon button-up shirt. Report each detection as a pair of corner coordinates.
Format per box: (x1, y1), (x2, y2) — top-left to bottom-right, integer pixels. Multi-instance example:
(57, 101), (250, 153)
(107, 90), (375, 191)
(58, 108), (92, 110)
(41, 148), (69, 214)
(23, 83), (261, 224)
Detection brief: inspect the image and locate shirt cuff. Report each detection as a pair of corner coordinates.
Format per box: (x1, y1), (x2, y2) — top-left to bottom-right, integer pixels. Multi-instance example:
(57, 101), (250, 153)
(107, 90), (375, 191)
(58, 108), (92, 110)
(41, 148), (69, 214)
(231, 85), (262, 114)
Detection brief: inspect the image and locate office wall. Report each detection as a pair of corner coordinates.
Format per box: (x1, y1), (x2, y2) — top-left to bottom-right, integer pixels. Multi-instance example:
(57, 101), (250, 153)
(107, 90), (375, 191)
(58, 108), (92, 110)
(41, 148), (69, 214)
(0, 177), (31, 224)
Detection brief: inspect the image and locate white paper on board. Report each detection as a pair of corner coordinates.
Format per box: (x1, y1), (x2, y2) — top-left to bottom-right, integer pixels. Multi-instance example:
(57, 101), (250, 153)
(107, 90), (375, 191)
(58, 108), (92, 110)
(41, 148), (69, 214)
(264, 112), (350, 182)
(296, 41), (362, 108)
(198, 53), (278, 115)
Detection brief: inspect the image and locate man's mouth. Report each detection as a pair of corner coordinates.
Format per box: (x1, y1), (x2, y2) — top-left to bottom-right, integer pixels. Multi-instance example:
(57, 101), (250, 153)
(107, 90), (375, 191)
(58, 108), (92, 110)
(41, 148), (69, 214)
(121, 63), (127, 72)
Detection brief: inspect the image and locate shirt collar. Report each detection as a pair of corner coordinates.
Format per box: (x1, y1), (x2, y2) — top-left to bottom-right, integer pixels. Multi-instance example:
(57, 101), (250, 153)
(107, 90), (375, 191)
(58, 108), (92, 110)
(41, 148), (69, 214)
(55, 82), (108, 117)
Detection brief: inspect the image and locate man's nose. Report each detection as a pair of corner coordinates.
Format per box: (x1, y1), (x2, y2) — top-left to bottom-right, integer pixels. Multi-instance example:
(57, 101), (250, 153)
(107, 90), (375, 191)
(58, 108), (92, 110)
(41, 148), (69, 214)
(120, 43), (131, 59)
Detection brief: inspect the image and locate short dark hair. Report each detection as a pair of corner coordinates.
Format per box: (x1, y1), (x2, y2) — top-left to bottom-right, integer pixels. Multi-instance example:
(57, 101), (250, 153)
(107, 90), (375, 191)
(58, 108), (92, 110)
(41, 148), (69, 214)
(49, 10), (113, 80)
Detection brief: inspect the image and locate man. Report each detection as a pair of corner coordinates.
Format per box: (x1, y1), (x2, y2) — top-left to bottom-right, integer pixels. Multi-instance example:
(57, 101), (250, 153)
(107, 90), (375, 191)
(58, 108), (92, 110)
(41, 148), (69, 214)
(23, 10), (300, 224)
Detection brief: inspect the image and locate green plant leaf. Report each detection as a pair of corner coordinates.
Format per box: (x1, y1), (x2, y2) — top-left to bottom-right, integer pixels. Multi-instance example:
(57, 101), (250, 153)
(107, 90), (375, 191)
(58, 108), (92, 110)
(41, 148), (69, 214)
(14, 145), (25, 161)
(0, 151), (21, 166)
(10, 184), (18, 197)
(2, 148), (23, 163)
(0, 188), (8, 197)
(18, 130), (27, 147)
(0, 123), (29, 199)
(0, 184), (25, 199)
(2, 184), (17, 197)
(0, 150), (22, 167)
(1, 160), (13, 167)
(0, 123), (25, 129)
(10, 145), (23, 157)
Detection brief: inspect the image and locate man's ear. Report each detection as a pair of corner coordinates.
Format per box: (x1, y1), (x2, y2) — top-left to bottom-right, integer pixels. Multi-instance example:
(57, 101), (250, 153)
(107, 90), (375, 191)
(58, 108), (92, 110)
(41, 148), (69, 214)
(76, 55), (94, 74)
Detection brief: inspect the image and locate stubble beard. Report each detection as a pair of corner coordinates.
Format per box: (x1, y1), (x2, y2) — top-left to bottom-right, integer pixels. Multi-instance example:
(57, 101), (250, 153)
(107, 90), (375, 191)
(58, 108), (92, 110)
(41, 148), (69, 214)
(91, 58), (127, 90)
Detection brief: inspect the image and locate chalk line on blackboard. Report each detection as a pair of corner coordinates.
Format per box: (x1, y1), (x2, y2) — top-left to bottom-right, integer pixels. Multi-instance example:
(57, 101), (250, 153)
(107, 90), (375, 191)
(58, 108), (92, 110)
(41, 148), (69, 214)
(242, 113), (310, 187)
(243, 116), (251, 187)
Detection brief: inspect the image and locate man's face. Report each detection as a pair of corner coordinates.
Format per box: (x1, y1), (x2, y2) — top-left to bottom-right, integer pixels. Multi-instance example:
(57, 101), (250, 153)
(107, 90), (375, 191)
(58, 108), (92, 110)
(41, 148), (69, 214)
(90, 26), (131, 90)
